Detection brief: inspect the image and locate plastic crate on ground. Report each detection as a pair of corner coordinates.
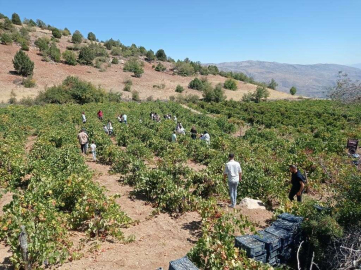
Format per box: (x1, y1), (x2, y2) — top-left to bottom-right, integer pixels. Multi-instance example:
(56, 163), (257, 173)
(268, 256), (280, 266)
(272, 219), (300, 233)
(265, 226), (293, 247)
(253, 253), (267, 263)
(268, 248), (280, 260)
(278, 213), (303, 223)
(168, 256), (199, 270)
(235, 235), (265, 258)
(252, 230), (281, 252)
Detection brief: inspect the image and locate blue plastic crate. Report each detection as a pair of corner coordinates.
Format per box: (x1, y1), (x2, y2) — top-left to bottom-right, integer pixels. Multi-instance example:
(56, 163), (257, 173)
(235, 235), (265, 258)
(268, 248), (280, 260)
(278, 213), (304, 223)
(253, 253), (267, 263)
(265, 226), (293, 247)
(168, 256), (199, 270)
(252, 230), (281, 252)
(279, 247), (293, 263)
(272, 219), (300, 233)
(268, 256), (280, 266)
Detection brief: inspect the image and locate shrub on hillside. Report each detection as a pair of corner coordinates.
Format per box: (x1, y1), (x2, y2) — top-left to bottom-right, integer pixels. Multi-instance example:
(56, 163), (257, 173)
(36, 19), (47, 29)
(104, 38), (121, 50)
(62, 50), (77, 66)
(242, 86), (270, 103)
(13, 50), (34, 76)
(175, 61), (195, 76)
(155, 63), (166, 72)
(35, 37), (50, 52)
(207, 65), (219, 75)
(111, 58), (119, 64)
(107, 91), (122, 102)
(175, 85), (184, 93)
(123, 59), (144, 78)
(139, 46), (146, 55)
(52, 28), (62, 39)
(35, 76), (106, 104)
(188, 78), (204, 90)
(4, 18), (14, 30)
(146, 50), (155, 62)
(48, 43), (61, 62)
(0, 13), (7, 19)
(132, 90), (140, 101)
(11, 13), (22, 25)
(88, 32), (96, 41)
(156, 49), (167, 61)
(123, 79), (132, 92)
(290, 86), (297, 95)
(224, 78), (237, 90)
(63, 28), (71, 36)
(22, 77), (36, 88)
(78, 46), (95, 65)
(111, 47), (122, 56)
(18, 38), (30, 51)
(155, 49), (167, 61)
(27, 19), (37, 27)
(1, 33), (12, 45)
(72, 30), (83, 44)
(268, 78), (278, 90)
(203, 83), (226, 102)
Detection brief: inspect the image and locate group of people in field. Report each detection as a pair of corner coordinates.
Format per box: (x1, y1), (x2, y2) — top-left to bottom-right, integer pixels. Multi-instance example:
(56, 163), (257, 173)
(78, 110), (306, 208)
(77, 110), (128, 161)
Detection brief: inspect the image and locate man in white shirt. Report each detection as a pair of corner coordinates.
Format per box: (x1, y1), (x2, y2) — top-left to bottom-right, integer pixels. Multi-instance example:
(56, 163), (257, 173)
(122, 114), (127, 124)
(223, 153), (242, 208)
(200, 131), (210, 145)
(90, 141), (96, 161)
(81, 112), (86, 123)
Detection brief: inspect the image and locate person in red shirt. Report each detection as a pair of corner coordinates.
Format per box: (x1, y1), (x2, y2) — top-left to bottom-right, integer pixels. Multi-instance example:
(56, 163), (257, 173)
(97, 110), (103, 120)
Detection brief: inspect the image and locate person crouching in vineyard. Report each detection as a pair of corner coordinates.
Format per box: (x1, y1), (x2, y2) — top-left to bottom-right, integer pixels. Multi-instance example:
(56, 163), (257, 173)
(223, 153), (242, 208)
(288, 165), (306, 202)
(77, 129), (88, 155)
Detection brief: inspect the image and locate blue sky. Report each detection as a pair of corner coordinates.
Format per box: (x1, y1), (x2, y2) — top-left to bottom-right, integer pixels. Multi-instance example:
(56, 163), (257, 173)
(1, 0), (360, 65)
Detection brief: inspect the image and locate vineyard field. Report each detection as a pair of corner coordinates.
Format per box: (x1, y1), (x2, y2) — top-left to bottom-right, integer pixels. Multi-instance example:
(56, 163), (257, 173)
(0, 100), (360, 269)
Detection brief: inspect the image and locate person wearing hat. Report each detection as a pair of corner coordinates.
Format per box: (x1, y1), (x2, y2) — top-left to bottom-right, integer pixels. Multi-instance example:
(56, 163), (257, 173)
(77, 129), (88, 154)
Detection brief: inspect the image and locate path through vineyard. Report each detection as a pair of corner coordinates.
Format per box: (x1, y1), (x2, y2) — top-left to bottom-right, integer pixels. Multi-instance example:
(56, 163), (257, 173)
(59, 155), (202, 270)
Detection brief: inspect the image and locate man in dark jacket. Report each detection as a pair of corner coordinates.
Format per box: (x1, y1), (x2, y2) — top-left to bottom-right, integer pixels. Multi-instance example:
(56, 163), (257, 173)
(289, 165), (305, 202)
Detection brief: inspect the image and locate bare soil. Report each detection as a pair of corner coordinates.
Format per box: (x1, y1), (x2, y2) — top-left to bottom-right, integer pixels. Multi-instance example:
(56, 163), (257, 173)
(58, 157), (201, 270)
(0, 25), (297, 103)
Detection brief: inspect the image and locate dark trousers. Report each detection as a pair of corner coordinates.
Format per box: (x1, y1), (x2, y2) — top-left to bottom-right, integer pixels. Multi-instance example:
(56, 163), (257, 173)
(289, 188), (303, 202)
(80, 144), (87, 154)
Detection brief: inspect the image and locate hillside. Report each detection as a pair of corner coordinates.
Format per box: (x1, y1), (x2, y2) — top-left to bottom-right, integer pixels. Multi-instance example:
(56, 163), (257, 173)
(0, 25), (296, 103)
(211, 60), (361, 97)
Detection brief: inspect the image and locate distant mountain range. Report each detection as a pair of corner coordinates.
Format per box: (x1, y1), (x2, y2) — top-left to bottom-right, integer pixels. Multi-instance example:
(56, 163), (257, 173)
(210, 61), (361, 97)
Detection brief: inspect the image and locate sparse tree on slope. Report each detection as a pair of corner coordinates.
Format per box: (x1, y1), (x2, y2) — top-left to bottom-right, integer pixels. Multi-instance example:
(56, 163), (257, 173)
(268, 78), (278, 90)
(13, 50), (34, 76)
(11, 13), (22, 25)
(290, 86), (297, 95)
(88, 32), (96, 41)
(156, 49), (167, 61)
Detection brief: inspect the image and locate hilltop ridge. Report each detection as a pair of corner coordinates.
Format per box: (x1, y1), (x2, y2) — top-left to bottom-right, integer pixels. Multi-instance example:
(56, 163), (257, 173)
(0, 19), (296, 103)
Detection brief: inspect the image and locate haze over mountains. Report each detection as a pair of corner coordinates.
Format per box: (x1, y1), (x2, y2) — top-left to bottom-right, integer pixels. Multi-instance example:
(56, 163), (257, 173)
(211, 61), (361, 97)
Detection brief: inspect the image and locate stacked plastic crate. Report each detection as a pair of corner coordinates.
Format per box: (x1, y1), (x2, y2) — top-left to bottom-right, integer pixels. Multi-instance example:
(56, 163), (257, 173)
(168, 256), (199, 270)
(235, 213), (303, 266)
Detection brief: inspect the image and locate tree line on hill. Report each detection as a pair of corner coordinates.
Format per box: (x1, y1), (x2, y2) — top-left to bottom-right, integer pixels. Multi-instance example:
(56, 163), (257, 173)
(2, 12), (360, 104)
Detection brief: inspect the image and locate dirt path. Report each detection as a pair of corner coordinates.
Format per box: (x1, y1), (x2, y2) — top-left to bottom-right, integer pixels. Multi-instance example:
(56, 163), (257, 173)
(59, 157), (201, 270)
